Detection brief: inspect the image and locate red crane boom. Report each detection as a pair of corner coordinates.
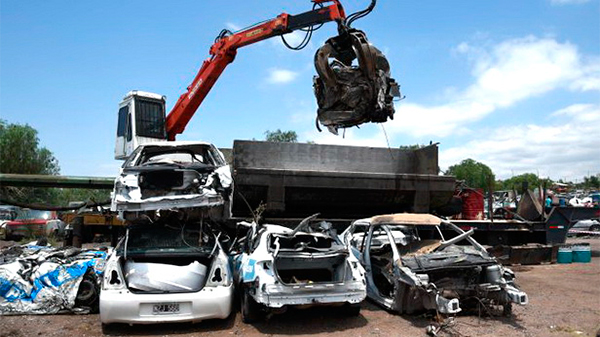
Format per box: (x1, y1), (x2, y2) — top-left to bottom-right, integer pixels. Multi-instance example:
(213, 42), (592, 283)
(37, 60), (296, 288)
(165, 1), (347, 140)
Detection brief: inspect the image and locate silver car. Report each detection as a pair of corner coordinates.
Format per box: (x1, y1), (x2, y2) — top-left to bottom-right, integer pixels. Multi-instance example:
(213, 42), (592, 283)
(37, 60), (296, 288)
(100, 218), (233, 330)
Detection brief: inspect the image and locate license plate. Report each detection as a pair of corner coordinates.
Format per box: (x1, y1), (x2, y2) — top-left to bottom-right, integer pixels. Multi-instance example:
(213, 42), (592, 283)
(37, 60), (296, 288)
(152, 303), (180, 315)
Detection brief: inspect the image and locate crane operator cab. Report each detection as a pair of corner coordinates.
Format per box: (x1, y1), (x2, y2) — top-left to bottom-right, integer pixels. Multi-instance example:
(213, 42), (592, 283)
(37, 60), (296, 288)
(115, 91), (168, 160)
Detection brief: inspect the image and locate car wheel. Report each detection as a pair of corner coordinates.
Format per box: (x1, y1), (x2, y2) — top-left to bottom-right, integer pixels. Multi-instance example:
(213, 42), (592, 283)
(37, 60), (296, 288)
(241, 287), (264, 323)
(75, 272), (99, 313)
(590, 224), (600, 232)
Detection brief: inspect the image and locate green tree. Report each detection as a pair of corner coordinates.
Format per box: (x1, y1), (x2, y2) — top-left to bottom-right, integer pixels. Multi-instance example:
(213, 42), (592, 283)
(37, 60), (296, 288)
(0, 120), (60, 203)
(445, 159), (495, 191)
(0, 120), (59, 175)
(500, 173), (552, 193)
(583, 175), (600, 189)
(264, 129), (298, 143)
(399, 144), (426, 150)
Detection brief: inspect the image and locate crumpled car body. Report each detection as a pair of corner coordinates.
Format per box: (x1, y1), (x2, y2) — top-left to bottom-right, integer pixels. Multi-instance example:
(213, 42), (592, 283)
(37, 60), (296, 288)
(99, 216), (233, 326)
(111, 141), (233, 221)
(0, 244), (106, 315)
(231, 214), (366, 323)
(342, 213), (528, 315)
(313, 28), (401, 135)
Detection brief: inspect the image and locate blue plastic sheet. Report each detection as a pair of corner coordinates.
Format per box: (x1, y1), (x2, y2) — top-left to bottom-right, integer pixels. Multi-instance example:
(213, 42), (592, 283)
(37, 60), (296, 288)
(0, 245), (107, 315)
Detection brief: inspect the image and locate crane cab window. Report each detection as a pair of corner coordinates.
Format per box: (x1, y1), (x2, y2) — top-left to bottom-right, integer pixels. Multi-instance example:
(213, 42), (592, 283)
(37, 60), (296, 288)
(117, 105), (129, 137)
(135, 98), (166, 139)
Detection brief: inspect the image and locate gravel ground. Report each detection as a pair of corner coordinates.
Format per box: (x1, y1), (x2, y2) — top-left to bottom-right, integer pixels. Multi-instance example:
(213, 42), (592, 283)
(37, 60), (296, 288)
(1, 238), (599, 337)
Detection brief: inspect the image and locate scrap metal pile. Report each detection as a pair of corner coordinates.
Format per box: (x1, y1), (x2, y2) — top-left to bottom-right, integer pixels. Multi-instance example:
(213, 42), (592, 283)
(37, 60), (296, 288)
(0, 243), (107, 315)
(314, 28), (401, 135)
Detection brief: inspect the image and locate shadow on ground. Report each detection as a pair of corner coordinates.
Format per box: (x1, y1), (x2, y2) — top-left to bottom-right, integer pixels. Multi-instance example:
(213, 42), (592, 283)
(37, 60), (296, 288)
(250, 306), (368, 335)
(101, 313), (236, 336)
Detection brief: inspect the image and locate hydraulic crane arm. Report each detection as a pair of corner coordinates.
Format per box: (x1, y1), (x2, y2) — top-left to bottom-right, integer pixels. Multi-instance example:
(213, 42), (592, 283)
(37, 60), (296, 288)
(165, 1), (347, 141)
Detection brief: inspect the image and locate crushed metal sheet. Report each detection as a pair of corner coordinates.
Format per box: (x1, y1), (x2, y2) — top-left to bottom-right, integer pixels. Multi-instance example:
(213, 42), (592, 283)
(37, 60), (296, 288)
(313, 29), (401, 135)
(0, 244), (107, 315)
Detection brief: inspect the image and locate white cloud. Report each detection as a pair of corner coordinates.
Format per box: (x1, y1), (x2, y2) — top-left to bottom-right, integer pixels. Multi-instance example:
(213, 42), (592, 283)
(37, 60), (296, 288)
(225, 22), (241, 32)
(440, 103), (600, 180)
(266, 68), (299, 84)
(384, 36), (599, 138)
(550, 0), (591, 5)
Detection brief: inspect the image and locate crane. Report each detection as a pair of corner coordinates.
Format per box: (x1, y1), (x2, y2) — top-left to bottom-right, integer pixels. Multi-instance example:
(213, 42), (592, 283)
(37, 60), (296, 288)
(115, 0), (399, 159)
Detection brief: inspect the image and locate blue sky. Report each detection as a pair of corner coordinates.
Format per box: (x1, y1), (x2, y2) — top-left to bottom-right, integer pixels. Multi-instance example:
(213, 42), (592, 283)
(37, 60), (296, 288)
(1, 0), (599, 181)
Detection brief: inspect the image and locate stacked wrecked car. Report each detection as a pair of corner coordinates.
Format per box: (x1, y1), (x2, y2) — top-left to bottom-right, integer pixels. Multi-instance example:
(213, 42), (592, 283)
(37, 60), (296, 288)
(101, 141), (235, 327)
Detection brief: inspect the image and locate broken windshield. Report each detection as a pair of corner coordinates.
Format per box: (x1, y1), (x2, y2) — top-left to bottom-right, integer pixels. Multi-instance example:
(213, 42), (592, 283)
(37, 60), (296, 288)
(120, 224), (216, 257)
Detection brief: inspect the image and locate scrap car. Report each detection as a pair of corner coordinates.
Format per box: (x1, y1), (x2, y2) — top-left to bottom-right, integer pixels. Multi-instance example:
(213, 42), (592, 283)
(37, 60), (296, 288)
(4, 209), (65, 240)
(111, 141), (232, 221)
(342, 213), (528, 315)
(231, 214), (366, 322)
(99, 210), (233, 328)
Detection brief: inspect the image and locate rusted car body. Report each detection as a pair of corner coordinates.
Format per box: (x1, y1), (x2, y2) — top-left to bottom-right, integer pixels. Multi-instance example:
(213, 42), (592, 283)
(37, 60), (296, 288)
(342, 213), (528, 315)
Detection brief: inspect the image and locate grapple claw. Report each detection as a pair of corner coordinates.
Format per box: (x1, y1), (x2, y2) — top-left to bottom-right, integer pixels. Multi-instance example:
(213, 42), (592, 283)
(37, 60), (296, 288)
(313, 28), (400, 134)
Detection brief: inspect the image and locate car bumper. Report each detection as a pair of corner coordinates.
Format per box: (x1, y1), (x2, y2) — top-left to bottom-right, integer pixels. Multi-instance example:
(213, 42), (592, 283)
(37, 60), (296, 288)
(100, 284), (233, 324)
(112, 194), (224, 212)
(254, 280), (366, 308)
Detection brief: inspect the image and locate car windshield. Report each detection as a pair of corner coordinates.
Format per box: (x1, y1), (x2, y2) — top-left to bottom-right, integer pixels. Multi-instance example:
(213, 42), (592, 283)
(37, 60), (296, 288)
(123, 144), (225, 168)
(0, 210), (15, 220)
(382, 225), (423, 246)
(120, 225), (216, 256)
(14, 210), (52, 220)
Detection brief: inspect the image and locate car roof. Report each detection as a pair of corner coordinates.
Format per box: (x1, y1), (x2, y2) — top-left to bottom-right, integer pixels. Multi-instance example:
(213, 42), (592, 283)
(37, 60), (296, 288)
(139, 141), (214, 148)
(355, 213), (442, 226)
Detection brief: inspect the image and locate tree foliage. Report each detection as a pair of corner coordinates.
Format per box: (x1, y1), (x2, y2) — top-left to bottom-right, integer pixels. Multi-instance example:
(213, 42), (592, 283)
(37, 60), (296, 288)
(583, 175), (600, 189)
(0, 120), (59, 175)
(498, 173), (552, 193)
(0, 120), (60, 203)
(264, 129), (298, 143)
(445, 159), (495, 191)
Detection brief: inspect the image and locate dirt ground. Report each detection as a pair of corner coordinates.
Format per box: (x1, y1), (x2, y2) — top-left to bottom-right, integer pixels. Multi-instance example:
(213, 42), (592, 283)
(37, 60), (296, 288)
(1, 237), (599, 337)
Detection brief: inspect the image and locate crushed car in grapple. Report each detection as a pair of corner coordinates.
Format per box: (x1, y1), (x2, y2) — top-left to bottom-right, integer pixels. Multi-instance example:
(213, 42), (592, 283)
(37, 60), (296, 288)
(343, 213), (528, 315)
(313, 28), (401, 135)
(111, 141), (232, 221)
(231, 214), (366, 323)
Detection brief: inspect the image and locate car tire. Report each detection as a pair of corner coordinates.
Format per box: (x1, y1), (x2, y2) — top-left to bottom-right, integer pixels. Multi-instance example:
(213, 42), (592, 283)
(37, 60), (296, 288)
(241, 287), (264, 323)
(75, 271), (99, 313)
(590, 224), (600, 232)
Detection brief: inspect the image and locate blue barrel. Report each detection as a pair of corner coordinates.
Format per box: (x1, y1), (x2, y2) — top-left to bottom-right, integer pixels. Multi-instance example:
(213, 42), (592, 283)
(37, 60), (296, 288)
(572, 243), (591, 263)
(557, 245), (572, 264)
